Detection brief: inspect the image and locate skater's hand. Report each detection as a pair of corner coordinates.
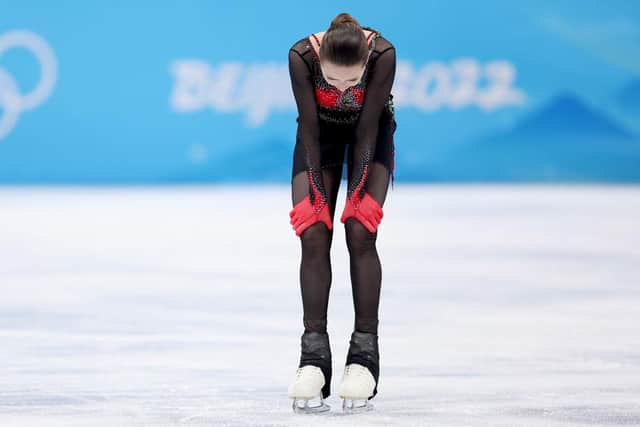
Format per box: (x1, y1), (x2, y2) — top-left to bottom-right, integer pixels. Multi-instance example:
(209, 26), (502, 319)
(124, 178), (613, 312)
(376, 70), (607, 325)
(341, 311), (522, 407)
(289, 195), (333, 237)
(340, 192), (383, 233)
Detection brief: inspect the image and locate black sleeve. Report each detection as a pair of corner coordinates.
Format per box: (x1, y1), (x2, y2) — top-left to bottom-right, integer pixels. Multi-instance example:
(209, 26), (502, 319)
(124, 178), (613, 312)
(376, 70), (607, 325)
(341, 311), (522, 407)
(349, 47), (396, 200)
(288, 48), (328, 207)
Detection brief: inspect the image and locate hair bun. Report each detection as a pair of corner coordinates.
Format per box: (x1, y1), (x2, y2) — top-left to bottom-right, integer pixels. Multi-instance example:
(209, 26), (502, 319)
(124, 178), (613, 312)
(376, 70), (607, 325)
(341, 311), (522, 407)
(329, 12), (361, 30)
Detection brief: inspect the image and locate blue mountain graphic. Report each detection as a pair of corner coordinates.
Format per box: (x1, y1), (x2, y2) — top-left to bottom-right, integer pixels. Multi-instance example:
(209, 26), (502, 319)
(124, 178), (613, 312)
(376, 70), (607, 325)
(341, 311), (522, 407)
(615, 78), (640, 113)
(425, 93), (640, 182)
(513, 92), (634, 140)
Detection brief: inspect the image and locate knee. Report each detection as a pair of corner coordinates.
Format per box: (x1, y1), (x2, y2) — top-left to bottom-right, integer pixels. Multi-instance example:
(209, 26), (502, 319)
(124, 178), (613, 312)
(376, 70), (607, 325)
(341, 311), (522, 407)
(345, 219), (377, 256)
(300, 223), (332, 257)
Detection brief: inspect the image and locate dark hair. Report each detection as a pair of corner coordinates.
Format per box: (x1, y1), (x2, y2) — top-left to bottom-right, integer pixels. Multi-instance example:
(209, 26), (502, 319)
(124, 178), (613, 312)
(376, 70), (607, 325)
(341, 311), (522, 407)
(319, 13), (369, 67)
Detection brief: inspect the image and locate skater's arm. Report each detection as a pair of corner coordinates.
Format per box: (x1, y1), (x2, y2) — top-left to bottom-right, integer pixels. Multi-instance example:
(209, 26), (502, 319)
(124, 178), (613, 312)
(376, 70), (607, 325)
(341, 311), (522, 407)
(288, 49), (328, 206)
(348, 47), (396, 200)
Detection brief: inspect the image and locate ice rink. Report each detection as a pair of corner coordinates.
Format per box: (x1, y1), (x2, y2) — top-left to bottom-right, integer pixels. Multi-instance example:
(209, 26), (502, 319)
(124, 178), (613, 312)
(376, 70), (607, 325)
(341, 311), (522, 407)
(1, 184), (639, 426)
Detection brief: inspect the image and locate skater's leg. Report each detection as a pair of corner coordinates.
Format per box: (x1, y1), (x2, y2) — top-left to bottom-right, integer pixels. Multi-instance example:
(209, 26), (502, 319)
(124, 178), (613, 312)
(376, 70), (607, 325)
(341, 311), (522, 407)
(344, 161), (390, 335)
(338, 162), (390, 406)
(292, 165), (343, 333)
(289, 167), (342, 408)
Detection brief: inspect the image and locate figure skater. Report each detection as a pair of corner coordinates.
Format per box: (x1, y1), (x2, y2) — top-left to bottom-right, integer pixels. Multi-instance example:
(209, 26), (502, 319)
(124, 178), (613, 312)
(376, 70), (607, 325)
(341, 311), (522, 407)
(285, 12), (397, 414)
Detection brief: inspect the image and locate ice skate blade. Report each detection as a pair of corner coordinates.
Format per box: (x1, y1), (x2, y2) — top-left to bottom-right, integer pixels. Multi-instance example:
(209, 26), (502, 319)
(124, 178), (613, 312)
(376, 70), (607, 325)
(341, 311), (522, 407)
(292, 397), (331, 414)
(342, 398), (374, 413)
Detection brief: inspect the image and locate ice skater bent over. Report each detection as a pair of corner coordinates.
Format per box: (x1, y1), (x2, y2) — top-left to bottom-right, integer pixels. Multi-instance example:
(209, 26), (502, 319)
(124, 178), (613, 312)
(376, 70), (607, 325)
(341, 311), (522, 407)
(286, 11), (397, 414)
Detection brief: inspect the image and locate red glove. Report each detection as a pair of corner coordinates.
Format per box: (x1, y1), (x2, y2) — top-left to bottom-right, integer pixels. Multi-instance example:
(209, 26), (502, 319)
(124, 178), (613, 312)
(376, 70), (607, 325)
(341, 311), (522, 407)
(340, 191), (384, 233)
(289, 195), (333, 237)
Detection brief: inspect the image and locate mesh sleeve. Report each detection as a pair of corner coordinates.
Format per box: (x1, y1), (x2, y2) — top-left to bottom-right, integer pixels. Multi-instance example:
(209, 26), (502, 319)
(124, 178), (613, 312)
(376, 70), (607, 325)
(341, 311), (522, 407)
(348, 47), (396, 201)
(288, 48), (328, 209)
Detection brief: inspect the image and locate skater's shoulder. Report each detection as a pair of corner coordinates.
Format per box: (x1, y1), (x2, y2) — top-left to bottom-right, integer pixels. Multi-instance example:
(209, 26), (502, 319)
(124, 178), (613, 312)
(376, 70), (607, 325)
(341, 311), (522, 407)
(372, 35), (394, 54)
(368, 33), (395, 72)
(289, 37), (314, 59)
(365, 28), (394, 60)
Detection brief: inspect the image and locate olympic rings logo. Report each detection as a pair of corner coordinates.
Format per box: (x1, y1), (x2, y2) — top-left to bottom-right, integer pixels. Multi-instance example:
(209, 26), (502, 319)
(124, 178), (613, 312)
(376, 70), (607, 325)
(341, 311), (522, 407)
(0, 30), (57, 141)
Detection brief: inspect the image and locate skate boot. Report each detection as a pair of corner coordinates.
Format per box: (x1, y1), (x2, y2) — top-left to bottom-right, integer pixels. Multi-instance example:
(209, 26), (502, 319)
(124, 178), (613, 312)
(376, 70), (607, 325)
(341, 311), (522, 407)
(288, 331), (332, 414)
(338, 330), (379, 413)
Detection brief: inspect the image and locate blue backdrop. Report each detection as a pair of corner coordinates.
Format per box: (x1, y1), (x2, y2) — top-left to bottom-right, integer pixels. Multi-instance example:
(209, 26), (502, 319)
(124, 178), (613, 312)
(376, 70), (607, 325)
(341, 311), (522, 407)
(1, 0), (639, 183)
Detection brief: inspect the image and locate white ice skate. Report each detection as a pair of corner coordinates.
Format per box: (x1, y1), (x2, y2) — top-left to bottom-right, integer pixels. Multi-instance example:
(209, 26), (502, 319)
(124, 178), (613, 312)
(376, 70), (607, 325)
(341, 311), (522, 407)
(338, 363), (376, 413)
(288, 365), (331, 414)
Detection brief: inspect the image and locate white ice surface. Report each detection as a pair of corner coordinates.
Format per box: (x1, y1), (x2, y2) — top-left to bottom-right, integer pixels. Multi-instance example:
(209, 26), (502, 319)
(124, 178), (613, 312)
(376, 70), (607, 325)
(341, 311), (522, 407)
(0, 184), (639, 426)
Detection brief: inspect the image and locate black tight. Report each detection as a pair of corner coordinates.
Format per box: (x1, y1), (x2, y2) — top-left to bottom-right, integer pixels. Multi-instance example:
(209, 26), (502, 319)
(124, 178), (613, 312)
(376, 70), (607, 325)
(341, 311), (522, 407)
(292, 162), (390, 335)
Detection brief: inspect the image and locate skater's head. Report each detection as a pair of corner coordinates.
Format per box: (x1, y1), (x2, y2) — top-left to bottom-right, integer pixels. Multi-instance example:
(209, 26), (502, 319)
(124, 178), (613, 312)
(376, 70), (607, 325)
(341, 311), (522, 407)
(319, 13), (371, 92)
